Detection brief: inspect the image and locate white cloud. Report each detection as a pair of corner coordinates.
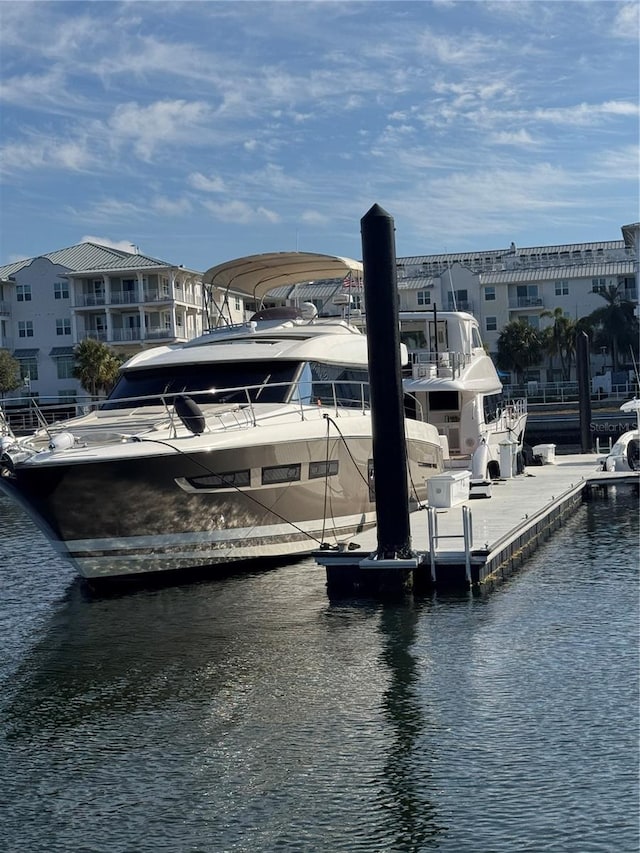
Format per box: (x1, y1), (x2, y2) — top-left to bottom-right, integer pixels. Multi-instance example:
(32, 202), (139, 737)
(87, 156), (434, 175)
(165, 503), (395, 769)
(202, 199), (280, 225)
(152, 196), (193, 216)
(107, 100), (211, 161)
(81, 236), (139, 253)
(188, 172), (227, 193)
(301, 210), (330, 226)
(609, 3), (640, 40)
(490, 129), (538, 146)
(0, 137), (93, 173)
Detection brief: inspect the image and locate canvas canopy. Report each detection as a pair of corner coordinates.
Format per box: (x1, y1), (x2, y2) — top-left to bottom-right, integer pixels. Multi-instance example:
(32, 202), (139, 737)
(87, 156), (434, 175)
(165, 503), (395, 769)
(203, 252), (363, 303)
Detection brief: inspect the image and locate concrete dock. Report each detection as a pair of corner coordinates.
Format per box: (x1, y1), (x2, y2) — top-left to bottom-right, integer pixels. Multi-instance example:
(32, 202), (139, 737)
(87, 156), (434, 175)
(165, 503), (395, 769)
(315, 453), (639, 595)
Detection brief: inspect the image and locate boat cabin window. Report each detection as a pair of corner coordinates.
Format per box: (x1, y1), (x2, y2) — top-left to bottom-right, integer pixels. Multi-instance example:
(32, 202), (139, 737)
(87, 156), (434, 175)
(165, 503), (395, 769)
(304, 362), (369, 408)
(102, 360), (301, 409)
(428, 391), (459, 411)
(484, 392), (505, 423)
(102, 359), (370, 410)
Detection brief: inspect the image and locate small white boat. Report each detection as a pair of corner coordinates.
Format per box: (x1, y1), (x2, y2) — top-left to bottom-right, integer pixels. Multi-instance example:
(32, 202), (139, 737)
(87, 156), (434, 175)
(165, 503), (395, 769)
(0, 252), (444, 580)
(400, 309), (528, 478)
(600, 399), (640, 472)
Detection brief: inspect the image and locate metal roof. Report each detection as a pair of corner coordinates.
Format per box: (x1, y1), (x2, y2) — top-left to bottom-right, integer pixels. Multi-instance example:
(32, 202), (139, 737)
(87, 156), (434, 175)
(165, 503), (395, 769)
(12, 348), (39, 358)
(0, 242), (199, 280)
(480, 261), (635, 285)
(398, 240), (626, 268)
(49, 346), (75, 357)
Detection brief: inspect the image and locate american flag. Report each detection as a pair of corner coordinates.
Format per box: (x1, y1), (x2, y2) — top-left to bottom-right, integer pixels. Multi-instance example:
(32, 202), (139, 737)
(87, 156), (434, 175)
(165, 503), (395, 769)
(342, 272), (363, 290)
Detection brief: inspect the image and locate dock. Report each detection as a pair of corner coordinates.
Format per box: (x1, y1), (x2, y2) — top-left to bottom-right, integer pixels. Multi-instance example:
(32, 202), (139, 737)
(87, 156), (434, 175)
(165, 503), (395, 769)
(314, 453), (639, 596)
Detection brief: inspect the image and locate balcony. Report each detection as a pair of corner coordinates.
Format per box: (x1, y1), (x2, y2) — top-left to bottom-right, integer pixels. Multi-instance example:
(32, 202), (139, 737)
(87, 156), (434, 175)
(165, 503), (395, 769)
(447, 300), (474, 312)
(75, 294), (106, 308)
(508, 296), (545, 309)
(110, 291), (139, 305)
(85, 329), (108, 342)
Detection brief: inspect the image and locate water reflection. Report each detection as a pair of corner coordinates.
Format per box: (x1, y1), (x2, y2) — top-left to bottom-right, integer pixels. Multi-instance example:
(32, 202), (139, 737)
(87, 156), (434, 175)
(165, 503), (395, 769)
(376, 601), (443, 849)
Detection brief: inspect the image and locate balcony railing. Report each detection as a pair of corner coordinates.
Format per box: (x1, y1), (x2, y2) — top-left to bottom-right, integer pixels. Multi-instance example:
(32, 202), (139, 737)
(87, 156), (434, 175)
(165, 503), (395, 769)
(508, 296), (545, 309)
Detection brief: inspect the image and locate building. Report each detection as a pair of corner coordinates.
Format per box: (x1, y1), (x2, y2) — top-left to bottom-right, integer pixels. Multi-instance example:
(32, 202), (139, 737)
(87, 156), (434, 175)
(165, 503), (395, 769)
(267, 222), (639, 386)
(0, 243), (206, 404)
(1, 224), (637, 402)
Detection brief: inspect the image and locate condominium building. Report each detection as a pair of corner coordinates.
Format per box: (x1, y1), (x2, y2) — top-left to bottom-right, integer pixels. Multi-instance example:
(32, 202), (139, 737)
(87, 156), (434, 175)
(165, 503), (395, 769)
(1, 224), (637, 401)
(0, 243), (207, 403)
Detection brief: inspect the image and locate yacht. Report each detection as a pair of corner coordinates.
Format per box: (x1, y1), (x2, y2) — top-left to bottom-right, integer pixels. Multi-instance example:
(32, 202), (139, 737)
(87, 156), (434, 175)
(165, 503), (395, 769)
(0, 253), (444, 580)
(599, 399), (640, 472)
(400, 309), (528, 477)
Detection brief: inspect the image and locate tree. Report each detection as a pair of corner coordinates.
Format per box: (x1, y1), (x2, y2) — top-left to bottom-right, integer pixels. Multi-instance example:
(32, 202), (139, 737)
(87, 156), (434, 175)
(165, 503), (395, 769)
(73, 339), (123, 398)
(0, 349), (21, 398)
(496, 320), (544, 384)
(541, 307), (576, 381)
(581, 283), (639, 372)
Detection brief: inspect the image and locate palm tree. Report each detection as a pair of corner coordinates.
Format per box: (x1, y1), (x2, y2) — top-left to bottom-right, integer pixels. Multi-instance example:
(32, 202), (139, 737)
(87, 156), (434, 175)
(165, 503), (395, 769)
(496, 320), (544, 384)
(582, 283), (639, 372)
(541, 307), (576, 381)
(73, 339), (122, 399)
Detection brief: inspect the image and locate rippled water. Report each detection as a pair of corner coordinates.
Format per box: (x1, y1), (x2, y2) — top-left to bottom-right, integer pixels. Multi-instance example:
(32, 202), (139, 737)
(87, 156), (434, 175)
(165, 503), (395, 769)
(0, 488), (638, 852)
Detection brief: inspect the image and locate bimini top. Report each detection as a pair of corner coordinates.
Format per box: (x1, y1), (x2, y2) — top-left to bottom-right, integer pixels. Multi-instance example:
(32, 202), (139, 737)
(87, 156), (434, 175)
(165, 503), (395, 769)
(203, 252), (363, 303)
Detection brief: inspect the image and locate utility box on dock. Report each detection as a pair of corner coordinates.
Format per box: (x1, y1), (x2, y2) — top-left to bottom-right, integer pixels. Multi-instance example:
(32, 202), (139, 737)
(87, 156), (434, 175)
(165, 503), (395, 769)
(532, 443), (556, 465)
(427, 471), (470, 508)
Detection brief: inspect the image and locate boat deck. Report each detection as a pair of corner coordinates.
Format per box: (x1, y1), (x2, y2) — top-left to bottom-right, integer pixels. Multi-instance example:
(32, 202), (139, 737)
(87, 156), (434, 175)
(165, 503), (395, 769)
(315, 453), (639, 594)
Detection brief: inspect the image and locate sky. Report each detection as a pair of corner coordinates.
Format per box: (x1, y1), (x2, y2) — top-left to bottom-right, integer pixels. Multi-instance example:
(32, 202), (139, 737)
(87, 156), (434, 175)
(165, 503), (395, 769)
(0, 0), (638, 273)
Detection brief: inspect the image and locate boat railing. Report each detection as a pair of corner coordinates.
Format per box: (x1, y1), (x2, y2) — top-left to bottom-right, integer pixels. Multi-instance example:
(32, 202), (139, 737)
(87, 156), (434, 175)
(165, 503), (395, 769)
(98, 379), (372, 433)
(409, 350), (472, 380)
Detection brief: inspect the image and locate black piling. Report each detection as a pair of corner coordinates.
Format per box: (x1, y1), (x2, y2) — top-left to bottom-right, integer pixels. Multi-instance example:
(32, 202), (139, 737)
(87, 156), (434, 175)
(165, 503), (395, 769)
(576, 331), (592, 453)
(361, 204), (412, 560)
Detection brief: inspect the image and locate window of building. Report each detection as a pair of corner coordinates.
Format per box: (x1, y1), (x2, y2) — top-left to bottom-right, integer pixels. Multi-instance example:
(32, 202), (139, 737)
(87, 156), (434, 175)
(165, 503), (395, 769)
(484, 286), (496, 301)
(58, 390), (77, 402)
(417, 290), (431, 306)
(56, 356), (75, 379)
(448, 289), (467, 309)
(18, 320), (34, 338)
(16, 284), (32, 302)
(56, 318), (72, 336)
(521, 315), (540, 330)
(18, 357), (38, 381)
(485, 316), (497, 332)
(592, 278), (607, 293)
(234, 296), (241, 311)
(555, 280), (569, 296)
(54, 280), (69, 299)
(351, 294), (362, 311)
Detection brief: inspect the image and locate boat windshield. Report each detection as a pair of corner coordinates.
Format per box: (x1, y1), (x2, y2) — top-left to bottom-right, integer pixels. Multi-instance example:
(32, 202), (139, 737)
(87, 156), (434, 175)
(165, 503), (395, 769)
(101, 361), (301, 410)
(101, 360), (371, 410)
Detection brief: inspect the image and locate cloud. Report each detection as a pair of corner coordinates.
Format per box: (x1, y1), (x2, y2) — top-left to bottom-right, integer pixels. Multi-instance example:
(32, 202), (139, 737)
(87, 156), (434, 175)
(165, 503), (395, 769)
(151, 196), (193, 216)
(301, 210), (330, 226)
(107, 100), (211, 161)
(0, 136), (93, 173)
(81, 236), (139, 253)
(188, 172), (227, 193)
(609, 3), (640, 40)
(490, 129), (538, 146)
(202, 199), (280, 225)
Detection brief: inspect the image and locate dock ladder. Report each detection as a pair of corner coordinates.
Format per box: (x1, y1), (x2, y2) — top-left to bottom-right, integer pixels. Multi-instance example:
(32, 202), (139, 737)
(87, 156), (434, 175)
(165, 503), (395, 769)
(426, 505), (473, 585)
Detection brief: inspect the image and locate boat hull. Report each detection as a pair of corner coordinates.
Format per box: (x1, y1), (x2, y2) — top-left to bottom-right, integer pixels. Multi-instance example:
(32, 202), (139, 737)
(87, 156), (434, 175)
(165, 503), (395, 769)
(1, 432), (441, 578)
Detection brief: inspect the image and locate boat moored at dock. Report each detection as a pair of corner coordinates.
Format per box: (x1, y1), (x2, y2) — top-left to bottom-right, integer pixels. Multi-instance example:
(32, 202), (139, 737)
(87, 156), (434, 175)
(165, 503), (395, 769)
(0, 252), (445, 580)
(400, 309), (528, 477)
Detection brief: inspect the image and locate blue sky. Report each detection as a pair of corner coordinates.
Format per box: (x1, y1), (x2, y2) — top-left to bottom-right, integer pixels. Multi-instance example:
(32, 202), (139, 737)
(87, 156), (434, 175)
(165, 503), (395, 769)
(0, 0), (638, 271)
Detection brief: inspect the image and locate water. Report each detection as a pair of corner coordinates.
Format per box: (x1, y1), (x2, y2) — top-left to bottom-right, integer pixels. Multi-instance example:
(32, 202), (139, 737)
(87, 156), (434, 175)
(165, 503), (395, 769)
(0, 488), (638, 853)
